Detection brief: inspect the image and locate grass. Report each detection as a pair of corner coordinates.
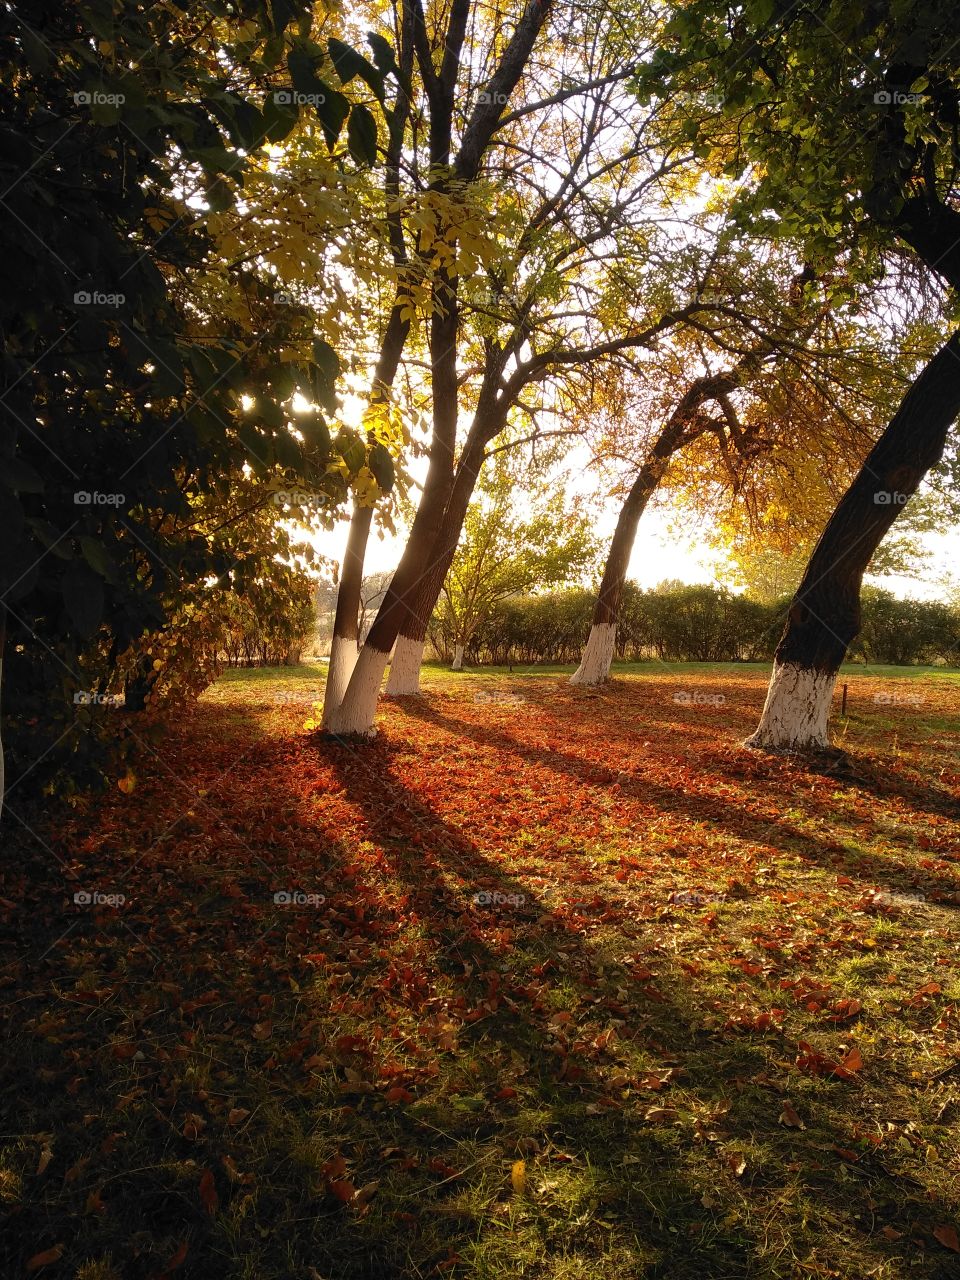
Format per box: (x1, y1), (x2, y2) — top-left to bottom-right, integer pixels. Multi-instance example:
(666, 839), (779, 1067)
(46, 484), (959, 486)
(2, 663), (960, 1279)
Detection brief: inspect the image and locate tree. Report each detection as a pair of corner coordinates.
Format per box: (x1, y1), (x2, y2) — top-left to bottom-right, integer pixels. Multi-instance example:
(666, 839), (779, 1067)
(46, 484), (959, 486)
(0, 0), (389, 810)
(645, 0), (960, 749)
(428, 450), (599, 669)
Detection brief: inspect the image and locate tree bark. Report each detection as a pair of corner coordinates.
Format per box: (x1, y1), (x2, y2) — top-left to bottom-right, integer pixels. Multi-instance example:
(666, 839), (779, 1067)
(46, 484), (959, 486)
(323, 0), (554, 736)
(451, 641), (465, 670)
(571, 364), (749, 684)
(746, 330), (960, 751)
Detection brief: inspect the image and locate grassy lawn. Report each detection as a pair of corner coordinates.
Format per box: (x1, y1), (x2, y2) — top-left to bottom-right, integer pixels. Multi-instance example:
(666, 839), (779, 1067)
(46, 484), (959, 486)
(3, 664), (960, 1278)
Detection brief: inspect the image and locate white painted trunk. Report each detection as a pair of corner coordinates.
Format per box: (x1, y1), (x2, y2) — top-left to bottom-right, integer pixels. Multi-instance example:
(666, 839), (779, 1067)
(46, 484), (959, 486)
(451, 643), (465, 671)
(744, 661), (837, 751)
(321, 635), (358, 729)
(386, 635), (426, 696)
(324, 644), (389, 736)
(570, 622), (616, 685)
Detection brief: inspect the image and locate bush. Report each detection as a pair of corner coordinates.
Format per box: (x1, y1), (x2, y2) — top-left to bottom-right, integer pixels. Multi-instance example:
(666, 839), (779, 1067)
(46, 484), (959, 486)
(458, 582), (957, 668)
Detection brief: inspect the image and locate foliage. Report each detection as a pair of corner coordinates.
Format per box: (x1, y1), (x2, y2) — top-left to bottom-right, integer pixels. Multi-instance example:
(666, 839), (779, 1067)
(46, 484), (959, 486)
(0, 0), (394, 802)
(469, 581), (960, 669)
(855, 588), (960, 667)
(429, 450), (601, 662)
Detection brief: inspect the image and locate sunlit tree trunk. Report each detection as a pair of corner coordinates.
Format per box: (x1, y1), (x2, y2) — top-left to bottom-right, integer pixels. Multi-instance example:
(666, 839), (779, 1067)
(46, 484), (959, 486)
(571, 366), (747, 684)
(746, 331), (960, 751)
(451, 641), (466, 669)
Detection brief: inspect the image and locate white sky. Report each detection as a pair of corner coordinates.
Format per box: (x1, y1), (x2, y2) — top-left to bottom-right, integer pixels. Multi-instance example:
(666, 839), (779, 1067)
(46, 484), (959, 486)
(309, 478), (960, 602)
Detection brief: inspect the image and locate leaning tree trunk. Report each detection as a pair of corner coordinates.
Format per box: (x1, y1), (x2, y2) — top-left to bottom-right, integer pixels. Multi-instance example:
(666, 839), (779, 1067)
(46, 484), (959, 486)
(385, 430), (488, 696)
(746, 330), (960, 752)
(570, 364), (748, 685)
(322, 501), (373, 728)
(570, 462), (665, 685)
(451, 641), (466, 670)
(324, 264), (460, 735)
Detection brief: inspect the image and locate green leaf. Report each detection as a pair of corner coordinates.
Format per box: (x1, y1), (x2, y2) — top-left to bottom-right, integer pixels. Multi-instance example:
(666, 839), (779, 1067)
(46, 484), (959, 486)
(347, 103), (378, 165)
(262, 92), (299, 143)
(328, 38), (385, 102)
(28, 518), (73, 559)
(368, 442), (395, 492)
(367, 33), (399, 79)
(334, 427), (365, 476)
(313, 82), (350, 148)
(80, 536), (120, 584)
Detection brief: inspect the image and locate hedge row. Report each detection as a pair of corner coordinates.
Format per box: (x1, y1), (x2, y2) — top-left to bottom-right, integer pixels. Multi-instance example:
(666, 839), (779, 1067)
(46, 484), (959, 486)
(448, 584), (960, 667)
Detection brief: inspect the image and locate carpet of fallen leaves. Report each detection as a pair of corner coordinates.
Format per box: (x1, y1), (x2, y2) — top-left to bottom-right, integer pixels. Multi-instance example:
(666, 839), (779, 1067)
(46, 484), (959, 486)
(3, 664), (960, 1280)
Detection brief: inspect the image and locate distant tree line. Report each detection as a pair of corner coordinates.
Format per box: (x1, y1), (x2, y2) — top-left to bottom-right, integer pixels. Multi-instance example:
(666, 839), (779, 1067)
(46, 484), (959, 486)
(439, 584), (960, 669)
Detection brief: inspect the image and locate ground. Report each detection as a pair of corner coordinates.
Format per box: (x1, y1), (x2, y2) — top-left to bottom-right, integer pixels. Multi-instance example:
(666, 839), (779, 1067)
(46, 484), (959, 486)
(3, 662), (960, 1280)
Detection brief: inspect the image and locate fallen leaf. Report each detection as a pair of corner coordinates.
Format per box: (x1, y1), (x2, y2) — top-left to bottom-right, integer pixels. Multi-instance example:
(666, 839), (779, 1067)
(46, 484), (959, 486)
(329, 1178), (356, 1203)
(25, 1245), (64, 1271)
(511, 1159), (527, 1195)
(934, 1224), (960, 1252)
(779, 1102), (805, 1129)
(227, 1108), (250, 1125)
(198, 1169), (219, 1215)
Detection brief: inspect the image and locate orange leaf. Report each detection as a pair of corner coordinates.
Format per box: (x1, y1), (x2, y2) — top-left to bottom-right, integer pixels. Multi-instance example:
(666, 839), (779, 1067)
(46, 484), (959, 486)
(227, 1108), (250, 1125)
(198, 1169), (219, 1215)
(25, 1245), (64, 1271)
(779, 1103), (805, 1129)
(934, 1224), (960, 1252)
(329, 1178), (356, 1203)
(840, 1047), (863, 1073)
(384, 1086), (414, 1104)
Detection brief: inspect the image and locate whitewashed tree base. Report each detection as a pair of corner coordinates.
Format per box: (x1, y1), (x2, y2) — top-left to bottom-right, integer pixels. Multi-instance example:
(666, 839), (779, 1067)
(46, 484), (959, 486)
(451, 643), (465, 671)
(570, 622), (616, 685)
(744, 661), (837, 751)
(324, 644), (389, 736)
(386, 635), (425, 696)
(321, 635), (358, 730)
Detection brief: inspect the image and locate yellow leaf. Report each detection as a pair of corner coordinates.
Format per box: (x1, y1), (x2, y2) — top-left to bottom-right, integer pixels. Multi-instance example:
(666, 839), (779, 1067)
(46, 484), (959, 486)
(511, 1159), (526, 1195)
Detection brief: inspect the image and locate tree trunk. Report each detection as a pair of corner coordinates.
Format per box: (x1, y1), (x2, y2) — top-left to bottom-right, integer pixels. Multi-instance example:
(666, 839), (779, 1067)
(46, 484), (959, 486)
(570, 463), (664, 685)
(385, 633), (426, 696)
(324, 271), (460, 735)
(570, 366), (746, 685)
(451, 641), (465, 670)
(321, 501), (372, 729)
(746, 330), (960, 751)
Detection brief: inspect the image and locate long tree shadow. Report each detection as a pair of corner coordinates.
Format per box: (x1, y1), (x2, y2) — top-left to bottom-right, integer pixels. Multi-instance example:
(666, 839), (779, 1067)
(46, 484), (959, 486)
(400, 694), (960, 904)
(5, 688), (960, 1279)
